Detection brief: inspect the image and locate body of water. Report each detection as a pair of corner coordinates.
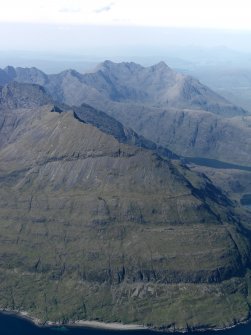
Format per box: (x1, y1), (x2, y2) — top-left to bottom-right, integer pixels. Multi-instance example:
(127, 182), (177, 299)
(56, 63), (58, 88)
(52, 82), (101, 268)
(1, 312), (251, 335)
(240, 194), (251, 210)
(184, 157), (251, 172)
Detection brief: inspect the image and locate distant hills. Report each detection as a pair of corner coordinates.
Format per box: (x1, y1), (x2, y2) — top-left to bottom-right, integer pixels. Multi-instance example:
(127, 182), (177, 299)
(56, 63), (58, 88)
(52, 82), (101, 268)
(1, 61), (250, 167)
(0, 80), (251, 331)
(186, 66), (251, 113)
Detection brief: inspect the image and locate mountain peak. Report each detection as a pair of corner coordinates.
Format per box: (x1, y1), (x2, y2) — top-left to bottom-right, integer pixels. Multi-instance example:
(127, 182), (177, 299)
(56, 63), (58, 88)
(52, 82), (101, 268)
(151, 61), (170, 70)
(96, 60), (143, 74)
(4, 65), (16, 79)
(59, 68), (82, 79)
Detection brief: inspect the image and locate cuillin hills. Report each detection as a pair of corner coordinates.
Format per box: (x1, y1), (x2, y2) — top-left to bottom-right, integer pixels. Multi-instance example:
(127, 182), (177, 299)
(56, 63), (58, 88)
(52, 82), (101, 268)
(1, 61), (247, 116)
(0, 81), (251, 331)
(1, 61), (251, 166)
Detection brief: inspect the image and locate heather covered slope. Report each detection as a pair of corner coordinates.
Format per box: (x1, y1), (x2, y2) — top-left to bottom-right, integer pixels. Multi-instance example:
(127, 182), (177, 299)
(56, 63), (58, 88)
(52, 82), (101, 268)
(1, 84), (251, 330)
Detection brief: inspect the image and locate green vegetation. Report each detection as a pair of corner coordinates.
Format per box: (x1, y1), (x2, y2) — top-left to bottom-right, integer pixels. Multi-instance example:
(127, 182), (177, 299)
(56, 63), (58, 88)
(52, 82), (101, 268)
(0, 97), (251, 331)
(0, 269), (251, 331)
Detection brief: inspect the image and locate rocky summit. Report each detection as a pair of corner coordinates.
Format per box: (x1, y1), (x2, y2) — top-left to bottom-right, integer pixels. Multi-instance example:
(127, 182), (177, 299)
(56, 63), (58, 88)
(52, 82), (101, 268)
(0, 81), (251, 331)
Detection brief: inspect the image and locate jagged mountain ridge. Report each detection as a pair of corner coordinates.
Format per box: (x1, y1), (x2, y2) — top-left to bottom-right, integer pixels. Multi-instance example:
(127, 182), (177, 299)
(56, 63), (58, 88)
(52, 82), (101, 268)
(1, 62), (251, 166)
(1, 81), (251, 330)
(1, 62), (247, 117)
(89, 60), (247, 116)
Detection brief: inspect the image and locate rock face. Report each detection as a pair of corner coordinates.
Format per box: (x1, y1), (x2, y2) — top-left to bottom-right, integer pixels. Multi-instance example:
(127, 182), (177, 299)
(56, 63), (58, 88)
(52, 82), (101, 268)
(0, 81), (51, 109)
(1, 62), (250, 166)
(73, 103), (177, 160)
(105, 105), (251, 166)
(1, 82), (251, 331)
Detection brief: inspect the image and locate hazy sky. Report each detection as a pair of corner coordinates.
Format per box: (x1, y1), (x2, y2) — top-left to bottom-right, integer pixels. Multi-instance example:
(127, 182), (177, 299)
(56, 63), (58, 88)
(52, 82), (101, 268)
(1, 0), (251, 30)
(1, 0), (251, 69)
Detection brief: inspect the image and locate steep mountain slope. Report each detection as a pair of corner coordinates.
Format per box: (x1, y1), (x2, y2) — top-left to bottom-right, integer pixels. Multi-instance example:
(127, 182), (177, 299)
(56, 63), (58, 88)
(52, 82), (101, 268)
(0, 81), (51, 109)
(73, 103), (177, 159)
(1, 82), (251, 331)
(1, 62), (250, 167)
(0, 82), (52, 149)
(102, 104), (251, 166)
(190, 164), (251, 206)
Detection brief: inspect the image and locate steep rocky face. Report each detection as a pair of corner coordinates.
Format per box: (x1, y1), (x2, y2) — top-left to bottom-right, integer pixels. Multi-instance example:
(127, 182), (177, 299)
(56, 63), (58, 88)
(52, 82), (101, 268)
(73, 103), (177, 159)
(0, 82), (52, 149)
(103, 104), (251, 166)
(189, 164), (251, 206)
(2, 65), (48, 86)
(1, 85), (251, 330)
(0, 81), (51, 109)
(0, 69), (11, 86)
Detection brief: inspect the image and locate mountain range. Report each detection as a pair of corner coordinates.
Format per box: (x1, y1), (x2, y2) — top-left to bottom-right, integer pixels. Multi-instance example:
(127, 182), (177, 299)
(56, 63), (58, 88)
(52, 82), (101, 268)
(1, 61), (247, 116)
(0, 64), (251, 331)
(1, 61), (251, 167)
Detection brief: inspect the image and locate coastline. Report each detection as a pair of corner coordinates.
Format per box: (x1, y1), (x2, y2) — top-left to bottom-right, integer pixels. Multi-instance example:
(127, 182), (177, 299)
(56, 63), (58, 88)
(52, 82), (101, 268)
(1, 309), (42, 326)
(69, 320), (147, 330)
(0, 308), (251, 333)
(0, 309), (147, 331)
